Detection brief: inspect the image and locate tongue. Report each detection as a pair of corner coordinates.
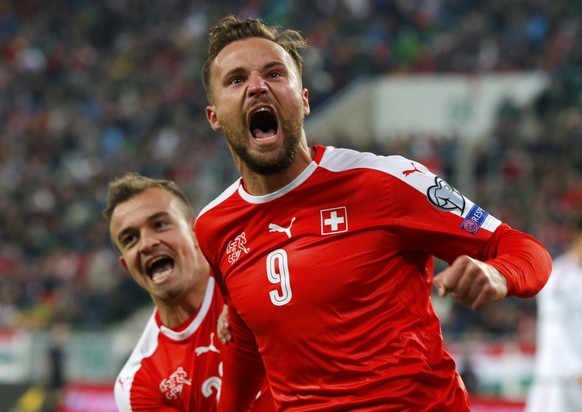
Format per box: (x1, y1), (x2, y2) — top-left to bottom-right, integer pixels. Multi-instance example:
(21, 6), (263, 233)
(151, 263), (172, 284)
(253, 129), (276, 139)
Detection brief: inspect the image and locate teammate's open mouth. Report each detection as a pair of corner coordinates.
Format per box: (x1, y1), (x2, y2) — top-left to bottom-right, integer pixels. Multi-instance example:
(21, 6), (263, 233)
(147, 256), (174, 284)
(250, 107), (278, 140)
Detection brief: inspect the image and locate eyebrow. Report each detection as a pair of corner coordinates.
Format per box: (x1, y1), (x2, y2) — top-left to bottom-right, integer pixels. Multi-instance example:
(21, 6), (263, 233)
(116, 211), (170, 244)
(223, 61), (286, 80)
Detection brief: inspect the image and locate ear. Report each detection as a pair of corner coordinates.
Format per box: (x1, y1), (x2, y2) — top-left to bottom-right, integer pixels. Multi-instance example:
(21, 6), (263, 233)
(119, 255), (129, 271)
(206, 105), (222, 131)
(191, 220), (201, 247)
(302, 88), (310, 116)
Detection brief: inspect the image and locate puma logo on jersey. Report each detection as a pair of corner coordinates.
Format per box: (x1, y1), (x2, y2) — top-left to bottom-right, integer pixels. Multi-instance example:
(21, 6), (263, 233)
(195, 333), (220, 356)
(160, 367), (192, 400)
(269, 217), (296, 238)
(118, 376), (128, 391)
(403, 162), (425, 176)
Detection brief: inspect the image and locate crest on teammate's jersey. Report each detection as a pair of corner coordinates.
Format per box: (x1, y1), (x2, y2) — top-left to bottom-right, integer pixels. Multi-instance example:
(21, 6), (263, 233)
(159, 367), (192, 400)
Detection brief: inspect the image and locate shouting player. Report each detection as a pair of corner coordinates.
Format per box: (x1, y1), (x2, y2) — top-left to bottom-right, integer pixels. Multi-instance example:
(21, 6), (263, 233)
(195, 15), (552, 411)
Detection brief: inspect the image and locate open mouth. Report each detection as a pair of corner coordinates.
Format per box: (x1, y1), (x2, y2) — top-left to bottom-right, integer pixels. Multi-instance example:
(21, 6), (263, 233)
(146, 256), (175, 284)
(250, 107), (278, 140)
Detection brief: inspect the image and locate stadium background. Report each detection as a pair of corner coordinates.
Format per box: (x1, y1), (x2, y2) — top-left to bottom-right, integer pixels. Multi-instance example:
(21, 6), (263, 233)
(0, 0), (580, 411)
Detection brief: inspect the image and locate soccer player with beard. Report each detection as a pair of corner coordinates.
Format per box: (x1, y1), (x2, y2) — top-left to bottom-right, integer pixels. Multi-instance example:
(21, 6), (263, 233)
(104, 173), (273, 411)
(196, 15), (552, 411)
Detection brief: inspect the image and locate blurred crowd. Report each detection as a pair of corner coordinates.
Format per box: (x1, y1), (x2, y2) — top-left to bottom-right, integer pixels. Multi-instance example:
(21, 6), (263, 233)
(0, 0), (580, 347)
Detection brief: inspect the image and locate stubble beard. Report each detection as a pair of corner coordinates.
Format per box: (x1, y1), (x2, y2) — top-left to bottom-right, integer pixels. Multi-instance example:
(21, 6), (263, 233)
(223, 110), (305, 176)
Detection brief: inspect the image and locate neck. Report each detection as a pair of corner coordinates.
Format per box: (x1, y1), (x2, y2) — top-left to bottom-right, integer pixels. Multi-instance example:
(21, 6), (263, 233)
(239, 145), (315, 196)
(154, 278), (208, 328)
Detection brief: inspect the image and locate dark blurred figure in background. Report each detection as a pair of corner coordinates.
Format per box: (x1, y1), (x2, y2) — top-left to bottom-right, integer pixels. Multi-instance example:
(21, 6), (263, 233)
(42, 322), (69, 412)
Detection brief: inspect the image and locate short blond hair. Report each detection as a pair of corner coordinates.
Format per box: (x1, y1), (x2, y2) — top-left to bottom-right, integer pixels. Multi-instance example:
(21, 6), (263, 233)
(103, 172), (194, 223)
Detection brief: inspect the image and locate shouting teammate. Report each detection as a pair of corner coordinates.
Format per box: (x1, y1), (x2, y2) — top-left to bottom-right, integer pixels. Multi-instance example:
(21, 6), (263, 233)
(104, 173), (272, 411)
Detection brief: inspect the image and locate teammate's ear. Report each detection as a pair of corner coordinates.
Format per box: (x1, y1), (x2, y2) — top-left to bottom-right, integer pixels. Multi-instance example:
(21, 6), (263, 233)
(302, 88), (310, 116)
(119, 256), (128, 271)
(206, 106), (222, 131)
(191, 221), (200, 246)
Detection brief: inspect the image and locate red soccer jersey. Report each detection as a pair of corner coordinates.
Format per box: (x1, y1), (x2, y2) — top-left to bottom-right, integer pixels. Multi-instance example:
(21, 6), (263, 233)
(195, 145), (550, 411)
(114, 277), (274, 411)
(114, 277), (225, 411)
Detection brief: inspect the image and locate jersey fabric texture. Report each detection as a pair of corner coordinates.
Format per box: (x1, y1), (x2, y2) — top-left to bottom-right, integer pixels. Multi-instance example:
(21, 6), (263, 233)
(526, 252), (582, 412)
(195, 145), (551, 411)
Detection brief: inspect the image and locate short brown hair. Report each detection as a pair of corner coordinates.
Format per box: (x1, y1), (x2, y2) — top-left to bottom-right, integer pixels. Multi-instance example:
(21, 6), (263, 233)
(103, 172), (194, 223)
(202, 15), (307, 101)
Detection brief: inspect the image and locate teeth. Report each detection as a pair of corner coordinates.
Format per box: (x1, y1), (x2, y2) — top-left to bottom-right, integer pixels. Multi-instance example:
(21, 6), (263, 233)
(150, 256), (164, 265)
(255, 107), (271, 113)
(254, 135), (275, 142)
(146, 255), (173, 285)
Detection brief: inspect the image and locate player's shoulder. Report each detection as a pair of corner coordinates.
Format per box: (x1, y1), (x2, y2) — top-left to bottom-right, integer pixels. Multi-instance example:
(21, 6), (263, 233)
(197, 178), (241, 221)
(114, 316), (159, 412)
(116, 310), (161, 379)
(318, 145), (424, 176)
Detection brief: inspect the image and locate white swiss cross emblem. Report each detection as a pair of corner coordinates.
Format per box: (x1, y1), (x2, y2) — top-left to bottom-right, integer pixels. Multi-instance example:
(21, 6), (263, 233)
(320, 206), (348, 235)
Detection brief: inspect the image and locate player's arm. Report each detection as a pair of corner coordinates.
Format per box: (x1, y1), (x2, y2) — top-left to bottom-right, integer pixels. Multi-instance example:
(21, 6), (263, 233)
(384, 158), (551, 310)
(218, 304), (268, 412)
(433, 224), (552, 309)
(217, 305), (275, 411)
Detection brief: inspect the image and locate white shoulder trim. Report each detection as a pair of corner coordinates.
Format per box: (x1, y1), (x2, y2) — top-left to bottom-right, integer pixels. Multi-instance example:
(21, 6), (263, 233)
(197, 179), (240, 219)
(319, 147), (501, 232)
(114, 309), (160, 411)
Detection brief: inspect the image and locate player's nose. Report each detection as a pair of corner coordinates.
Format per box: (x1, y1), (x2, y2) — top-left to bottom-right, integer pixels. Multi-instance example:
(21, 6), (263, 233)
(138, 229), (160, 254)
(247, 72), (268, 98)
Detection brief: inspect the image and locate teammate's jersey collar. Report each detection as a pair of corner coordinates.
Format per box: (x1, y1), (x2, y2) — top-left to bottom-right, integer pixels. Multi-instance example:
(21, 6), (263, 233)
(155, 276), (216, 340)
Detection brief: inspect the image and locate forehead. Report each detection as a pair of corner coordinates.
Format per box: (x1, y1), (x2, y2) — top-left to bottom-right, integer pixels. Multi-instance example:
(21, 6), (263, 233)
(212, 37), (297, 77)
(110, 188), (184, 234)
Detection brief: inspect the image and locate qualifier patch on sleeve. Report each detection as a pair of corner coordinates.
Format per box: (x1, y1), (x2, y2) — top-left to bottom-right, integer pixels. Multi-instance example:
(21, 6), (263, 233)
(461, 204), (489, 234)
